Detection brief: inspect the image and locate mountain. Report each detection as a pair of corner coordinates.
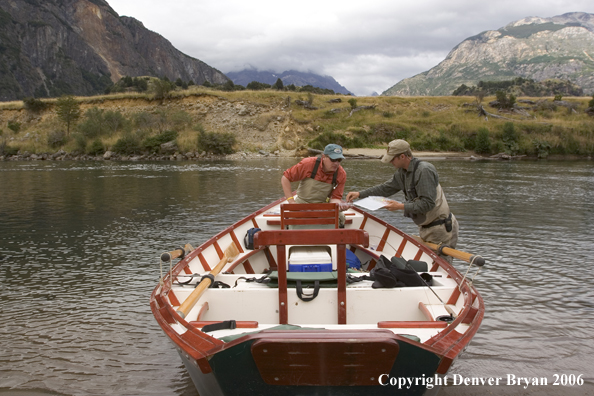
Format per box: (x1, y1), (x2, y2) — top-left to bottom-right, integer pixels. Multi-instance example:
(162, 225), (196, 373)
(0, 0), (229, 101)
(383, 12), (594, 96)
(226, 69), (352, 95)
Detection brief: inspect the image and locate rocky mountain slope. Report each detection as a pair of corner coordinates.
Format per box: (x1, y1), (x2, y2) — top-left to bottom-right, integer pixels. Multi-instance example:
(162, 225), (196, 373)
(226, 69), (352, 95)
(0, 0), (229, 101)
(383, 12), (594, 96)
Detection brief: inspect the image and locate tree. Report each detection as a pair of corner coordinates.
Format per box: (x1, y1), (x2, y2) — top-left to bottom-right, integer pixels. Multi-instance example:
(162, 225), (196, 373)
(152, 78), (174, 101)
(274, 78), (284, 91)
(55, 95), (81, 136)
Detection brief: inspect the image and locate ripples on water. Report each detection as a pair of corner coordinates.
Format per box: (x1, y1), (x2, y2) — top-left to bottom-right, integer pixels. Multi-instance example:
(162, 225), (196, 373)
(1, 159), (593, 395)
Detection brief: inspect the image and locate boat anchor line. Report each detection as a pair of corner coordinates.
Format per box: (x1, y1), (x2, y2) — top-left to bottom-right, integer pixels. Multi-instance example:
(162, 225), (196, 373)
(160, 244), (194, 288)
(458, 255), (484, 291)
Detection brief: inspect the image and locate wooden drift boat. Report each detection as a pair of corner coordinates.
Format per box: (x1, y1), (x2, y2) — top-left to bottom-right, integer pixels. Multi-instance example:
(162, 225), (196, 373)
(150, 199), (485, 396)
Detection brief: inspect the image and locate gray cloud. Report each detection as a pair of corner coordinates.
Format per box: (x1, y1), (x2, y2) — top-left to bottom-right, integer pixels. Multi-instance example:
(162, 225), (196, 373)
(108, 0), (594, 95)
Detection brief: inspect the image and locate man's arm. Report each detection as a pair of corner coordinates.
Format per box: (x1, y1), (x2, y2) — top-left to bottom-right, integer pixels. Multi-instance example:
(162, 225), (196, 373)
(281, 175), (296, 203)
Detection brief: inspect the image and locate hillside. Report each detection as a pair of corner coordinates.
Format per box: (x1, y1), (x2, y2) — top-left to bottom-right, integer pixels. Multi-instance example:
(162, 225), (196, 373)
(0, 0), (229, 101)
(226, 69), (352, 95)
(1, 88), (593, 161)
(383, 12), (594, 96)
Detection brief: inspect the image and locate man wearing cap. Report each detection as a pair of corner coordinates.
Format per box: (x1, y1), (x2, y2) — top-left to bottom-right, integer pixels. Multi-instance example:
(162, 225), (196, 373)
(282, 143), (346, 205)
(346, 139), (458, 254)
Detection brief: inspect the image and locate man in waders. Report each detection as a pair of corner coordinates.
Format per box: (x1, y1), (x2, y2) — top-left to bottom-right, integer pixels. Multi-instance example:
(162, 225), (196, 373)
(281, 144), (347, 227)
(346, 139), (459, 261)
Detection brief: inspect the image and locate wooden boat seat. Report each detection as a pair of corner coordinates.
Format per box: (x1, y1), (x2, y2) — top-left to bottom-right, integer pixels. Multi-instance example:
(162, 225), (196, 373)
(280, 203), (339, 229)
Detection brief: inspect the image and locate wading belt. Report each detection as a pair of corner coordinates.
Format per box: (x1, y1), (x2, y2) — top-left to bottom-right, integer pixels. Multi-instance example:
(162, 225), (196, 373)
(311, 156), (338, 192)
(422, 212), (453, 230)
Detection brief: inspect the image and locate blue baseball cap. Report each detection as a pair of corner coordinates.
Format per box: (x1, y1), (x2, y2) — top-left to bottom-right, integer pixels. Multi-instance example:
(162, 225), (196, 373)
(323, 144), (345, 160)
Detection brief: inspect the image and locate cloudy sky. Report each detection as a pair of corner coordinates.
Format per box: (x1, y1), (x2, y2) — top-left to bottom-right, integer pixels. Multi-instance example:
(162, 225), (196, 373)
(106, 0), (594, 96)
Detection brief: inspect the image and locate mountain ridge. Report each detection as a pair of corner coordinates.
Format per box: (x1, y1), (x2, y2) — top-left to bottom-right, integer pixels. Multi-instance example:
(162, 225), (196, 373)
(383, 12), (594, 96)
(0, 0), (229, 101)
(226, 69), (352, 95)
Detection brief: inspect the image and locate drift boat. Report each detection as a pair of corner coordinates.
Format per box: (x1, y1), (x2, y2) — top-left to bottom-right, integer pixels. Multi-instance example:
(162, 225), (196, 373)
(150, 199), (484, 396)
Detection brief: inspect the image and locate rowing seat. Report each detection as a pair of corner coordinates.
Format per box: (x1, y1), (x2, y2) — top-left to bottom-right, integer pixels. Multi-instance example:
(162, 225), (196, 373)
(280, 203), (339, 229)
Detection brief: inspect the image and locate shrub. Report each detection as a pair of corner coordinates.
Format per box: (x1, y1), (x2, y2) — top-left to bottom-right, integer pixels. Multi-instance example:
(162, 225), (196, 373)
(88, 139), (105, 156)
(589, 95), (594, 108)
(554, 94), (563, 101)
(8, 121), (20, 134)
(78, 107), (106, 138)
(0, 140), (18, 156)
(47, 130), (67, 148)
(533, 139), (551, 159)
(495, 91), (516, 109)
(196, 125), (236, 154)
(112, 134), (142, 155)
(142, 130), (178, 153)
(152, 78), (174, 100)
(103, 110), (127, 134)
(475, 128), (491, 154)
(73, 133), (87, 153)
(348, 98), (357, 109)
(502, 122), (519, 155)
(23, 97), (48, 113)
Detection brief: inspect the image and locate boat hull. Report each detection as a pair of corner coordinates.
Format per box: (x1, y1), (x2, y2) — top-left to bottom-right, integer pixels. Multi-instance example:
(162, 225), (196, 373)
(150, 198), (484, 395)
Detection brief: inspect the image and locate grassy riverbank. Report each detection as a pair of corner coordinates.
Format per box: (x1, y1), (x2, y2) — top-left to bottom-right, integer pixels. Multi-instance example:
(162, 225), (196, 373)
(1, 87), (593, 160)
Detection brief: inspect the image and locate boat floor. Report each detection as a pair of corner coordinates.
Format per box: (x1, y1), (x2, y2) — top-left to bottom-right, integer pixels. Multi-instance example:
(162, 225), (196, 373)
(169, 272), (469, 344)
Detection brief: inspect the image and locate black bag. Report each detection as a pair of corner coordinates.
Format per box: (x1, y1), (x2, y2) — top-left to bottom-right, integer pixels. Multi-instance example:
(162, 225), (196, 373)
(244, 228), (261, 250)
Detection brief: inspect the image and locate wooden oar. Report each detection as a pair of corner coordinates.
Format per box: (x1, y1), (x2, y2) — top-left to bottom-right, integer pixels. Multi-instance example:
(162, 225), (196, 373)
(161, 243), (194, 262)
(176, 242), (239, 319)
(420, 240), (485, 267)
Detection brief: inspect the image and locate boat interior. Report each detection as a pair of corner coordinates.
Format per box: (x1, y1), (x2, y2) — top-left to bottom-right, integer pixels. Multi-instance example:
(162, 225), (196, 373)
(158, 202), (481, 344)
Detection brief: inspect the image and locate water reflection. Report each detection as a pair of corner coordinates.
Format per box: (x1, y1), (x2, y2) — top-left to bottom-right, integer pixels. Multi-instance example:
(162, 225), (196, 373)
(1, 159), (593, 395)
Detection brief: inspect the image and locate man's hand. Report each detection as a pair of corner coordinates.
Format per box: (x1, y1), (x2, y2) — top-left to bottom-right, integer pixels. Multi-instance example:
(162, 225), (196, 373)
(346, 191), (360, 202)
(383, 199), (404, 211)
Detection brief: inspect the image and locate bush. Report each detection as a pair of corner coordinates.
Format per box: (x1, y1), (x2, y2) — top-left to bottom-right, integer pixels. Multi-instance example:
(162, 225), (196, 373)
(112, 134), (142, 155)
(73, 133), (87, 153)
(196, 126), (236, 155)
(78, 107), (106, 138)
(589, 95), (594, 108)
(348, 98), (357, 109)
(23, 97), (48, 113)
(0, 140), (18, 156)
(142, 130), (178, 153)
(8, 121), (20, 134)
(103, 110), (127, 134)
(47, 130), (67, 148)
(502, 122), (519, 155)
(533, 139), (551, 159)
(88, 139), (105, 156)
(475, 128), (491, 154)
(495, 91), (516, 109)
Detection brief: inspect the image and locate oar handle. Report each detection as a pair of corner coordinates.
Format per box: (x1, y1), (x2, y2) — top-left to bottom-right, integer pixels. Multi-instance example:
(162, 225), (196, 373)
(161, 243), (194, 262)
(176, 243), (239, 319)
(423, 241), (485, 267)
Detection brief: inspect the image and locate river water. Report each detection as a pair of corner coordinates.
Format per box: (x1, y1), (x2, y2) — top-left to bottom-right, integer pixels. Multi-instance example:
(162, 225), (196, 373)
(0, 158), (593, 396)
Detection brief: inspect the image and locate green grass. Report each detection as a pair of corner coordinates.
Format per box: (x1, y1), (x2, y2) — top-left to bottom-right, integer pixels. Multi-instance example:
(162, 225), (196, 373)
(1, 89), (593, 158)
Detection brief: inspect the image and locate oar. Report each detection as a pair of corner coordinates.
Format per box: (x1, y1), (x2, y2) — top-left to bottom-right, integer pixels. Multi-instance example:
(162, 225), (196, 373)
(176, 242), (239, 319)
(417, 238), (485, 266)
(161, 244), (194, 262)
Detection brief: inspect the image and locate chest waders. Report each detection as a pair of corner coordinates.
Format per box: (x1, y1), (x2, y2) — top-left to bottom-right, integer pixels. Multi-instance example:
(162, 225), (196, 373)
(294, 157), (345, 227)
(405, 159), (454, 246)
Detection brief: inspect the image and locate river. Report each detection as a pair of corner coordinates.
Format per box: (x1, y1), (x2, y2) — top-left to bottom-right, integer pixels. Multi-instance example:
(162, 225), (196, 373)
(0, 158), (593, 396)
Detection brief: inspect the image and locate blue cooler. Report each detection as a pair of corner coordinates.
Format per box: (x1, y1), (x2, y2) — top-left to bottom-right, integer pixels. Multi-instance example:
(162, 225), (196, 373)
(288, 246), (332, 272)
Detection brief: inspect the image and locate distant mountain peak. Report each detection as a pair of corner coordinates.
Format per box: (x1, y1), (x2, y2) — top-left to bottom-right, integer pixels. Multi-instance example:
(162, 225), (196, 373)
(226, 69), (352, 95)
(383, 12), (594, 96)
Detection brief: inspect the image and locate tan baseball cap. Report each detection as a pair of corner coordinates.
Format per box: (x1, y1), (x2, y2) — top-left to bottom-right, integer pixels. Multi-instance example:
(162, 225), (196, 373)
(381, 139), (410, 163)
